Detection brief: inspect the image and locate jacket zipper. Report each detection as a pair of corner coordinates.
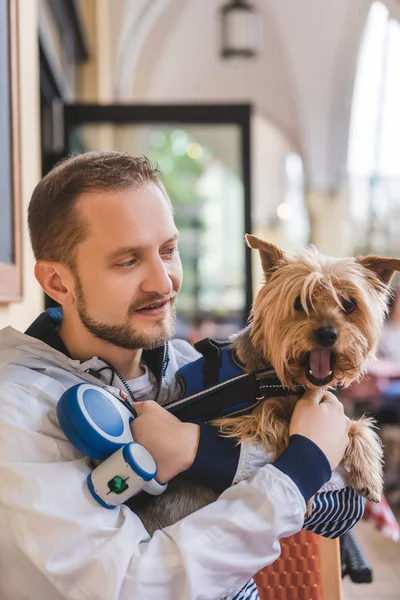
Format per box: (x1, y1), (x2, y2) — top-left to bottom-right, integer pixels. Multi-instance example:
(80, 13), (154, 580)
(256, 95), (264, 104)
(153, 342), (169, 403)
(94, 342), (170, 405)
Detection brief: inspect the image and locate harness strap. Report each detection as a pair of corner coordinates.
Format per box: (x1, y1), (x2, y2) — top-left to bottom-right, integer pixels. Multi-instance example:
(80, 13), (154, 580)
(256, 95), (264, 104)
(166, 337), (304, 423)
(168, 372), (259, 422)
(193, 337), (230, 387)
(167, 371), (304, 423)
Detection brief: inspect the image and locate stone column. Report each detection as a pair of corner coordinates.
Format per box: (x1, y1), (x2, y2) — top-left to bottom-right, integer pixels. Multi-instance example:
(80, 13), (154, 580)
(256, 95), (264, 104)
(305, 188), (352, 257)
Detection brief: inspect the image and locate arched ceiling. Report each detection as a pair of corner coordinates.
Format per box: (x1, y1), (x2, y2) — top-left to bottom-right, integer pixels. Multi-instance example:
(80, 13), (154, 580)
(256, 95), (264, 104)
(113, 0), (400, 189)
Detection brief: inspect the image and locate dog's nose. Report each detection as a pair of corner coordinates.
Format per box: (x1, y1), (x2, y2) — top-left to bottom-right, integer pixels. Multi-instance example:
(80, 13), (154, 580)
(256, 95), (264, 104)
(315, 327), (338, 347)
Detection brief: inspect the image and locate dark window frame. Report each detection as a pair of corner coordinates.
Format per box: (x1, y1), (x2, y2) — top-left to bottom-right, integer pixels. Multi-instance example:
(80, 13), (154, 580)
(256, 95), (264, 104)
(0, 0), (22, 303)
(62, 103), (254, 317)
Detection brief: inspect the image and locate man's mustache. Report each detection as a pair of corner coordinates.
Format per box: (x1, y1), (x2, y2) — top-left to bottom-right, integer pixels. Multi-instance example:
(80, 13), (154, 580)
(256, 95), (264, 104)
(128, 293), (177, 314)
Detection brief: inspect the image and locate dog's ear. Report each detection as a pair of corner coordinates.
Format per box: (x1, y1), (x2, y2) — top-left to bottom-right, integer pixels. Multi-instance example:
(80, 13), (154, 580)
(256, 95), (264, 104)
(245, 234), (288, 273)
(356, 255), (400, 286)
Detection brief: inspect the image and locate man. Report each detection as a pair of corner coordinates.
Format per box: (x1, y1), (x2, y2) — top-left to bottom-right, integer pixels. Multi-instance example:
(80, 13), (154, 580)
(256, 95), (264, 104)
(0, 151), (357, 600)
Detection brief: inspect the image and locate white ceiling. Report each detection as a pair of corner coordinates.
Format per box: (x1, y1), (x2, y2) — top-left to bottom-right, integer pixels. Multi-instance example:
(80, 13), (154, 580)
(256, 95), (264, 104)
(112, 0), (400, 190)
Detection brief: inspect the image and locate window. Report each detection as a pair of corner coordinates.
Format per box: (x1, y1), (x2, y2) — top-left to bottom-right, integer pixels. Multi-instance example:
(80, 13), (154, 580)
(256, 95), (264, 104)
(348, 1), (400, 255)
(0, 0), (21, 302)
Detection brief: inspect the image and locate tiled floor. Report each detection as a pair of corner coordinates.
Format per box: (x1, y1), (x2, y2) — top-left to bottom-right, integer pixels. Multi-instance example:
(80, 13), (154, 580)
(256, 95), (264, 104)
(342, 519), (400, 599)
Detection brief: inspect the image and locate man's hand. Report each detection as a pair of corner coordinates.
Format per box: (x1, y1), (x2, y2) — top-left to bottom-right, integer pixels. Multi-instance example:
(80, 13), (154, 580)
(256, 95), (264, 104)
(130, 401), (200, 483)
(290, 389), (350, 471)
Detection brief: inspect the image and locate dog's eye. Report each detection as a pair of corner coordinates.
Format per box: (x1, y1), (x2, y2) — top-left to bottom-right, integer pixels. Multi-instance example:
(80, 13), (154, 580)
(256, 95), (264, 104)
(342, 297), (357, 314)
(294, 296), (304, 311)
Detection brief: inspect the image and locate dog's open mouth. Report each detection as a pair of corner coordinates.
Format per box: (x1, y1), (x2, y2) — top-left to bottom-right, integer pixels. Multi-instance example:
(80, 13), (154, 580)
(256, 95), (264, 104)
(305, 349), (336, 386)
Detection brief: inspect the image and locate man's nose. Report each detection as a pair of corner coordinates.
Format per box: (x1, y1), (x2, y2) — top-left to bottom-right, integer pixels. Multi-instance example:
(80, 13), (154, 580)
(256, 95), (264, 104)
(141, 257), (173, 296)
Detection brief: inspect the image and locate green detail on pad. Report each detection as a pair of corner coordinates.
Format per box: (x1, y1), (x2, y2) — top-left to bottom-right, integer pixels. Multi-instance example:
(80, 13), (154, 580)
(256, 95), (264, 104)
(107, 475), (129, 495)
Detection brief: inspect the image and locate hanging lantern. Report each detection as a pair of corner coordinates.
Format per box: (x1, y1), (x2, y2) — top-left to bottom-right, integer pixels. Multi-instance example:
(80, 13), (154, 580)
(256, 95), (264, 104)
(220, 0), (262, 60)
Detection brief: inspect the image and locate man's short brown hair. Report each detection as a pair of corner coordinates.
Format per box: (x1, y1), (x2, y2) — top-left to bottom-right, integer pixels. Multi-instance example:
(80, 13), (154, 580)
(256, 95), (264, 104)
(28, 151), (167, 269)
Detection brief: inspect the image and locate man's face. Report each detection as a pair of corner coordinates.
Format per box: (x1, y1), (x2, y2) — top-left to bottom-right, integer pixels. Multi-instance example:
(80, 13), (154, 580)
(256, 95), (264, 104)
(72, 183), (182, 350)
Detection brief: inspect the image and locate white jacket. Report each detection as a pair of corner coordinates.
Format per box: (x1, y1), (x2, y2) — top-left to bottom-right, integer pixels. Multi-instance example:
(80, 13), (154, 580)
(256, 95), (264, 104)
(0, 324), (358, 599)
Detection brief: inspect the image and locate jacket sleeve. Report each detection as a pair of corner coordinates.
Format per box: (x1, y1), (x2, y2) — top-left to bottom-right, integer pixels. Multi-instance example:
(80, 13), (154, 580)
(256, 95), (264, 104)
(183, 423), (241, 492)
(2, 460), (306, 600)
(0, 383), (330, 600)
(234, 442), (365, 539)
(303, 469), (366, 538)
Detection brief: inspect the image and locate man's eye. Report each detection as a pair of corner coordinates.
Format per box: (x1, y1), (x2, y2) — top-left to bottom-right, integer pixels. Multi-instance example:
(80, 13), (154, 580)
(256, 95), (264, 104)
(117, 258), (137, 268)
(163, 246), (178, 257)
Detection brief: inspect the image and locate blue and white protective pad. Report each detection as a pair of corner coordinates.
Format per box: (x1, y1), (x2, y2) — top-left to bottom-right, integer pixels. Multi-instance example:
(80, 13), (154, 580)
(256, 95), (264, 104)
(57, 383), (134, 460)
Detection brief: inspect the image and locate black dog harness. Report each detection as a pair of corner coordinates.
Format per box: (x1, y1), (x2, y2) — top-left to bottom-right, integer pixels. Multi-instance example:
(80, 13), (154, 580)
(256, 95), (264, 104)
(165, 338), (304, 423)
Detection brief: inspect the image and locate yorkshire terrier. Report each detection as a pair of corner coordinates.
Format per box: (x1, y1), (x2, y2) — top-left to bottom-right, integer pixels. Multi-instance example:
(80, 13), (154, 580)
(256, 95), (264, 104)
(129, 235), (400, 534)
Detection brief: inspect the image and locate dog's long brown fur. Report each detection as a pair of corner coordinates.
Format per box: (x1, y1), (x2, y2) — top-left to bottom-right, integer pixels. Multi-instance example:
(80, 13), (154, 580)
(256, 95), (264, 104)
(128, 236), (400, 534)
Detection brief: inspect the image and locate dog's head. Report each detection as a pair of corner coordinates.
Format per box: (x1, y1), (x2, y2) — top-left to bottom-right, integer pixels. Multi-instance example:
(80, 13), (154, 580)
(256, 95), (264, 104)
(247, 234), (400, 390)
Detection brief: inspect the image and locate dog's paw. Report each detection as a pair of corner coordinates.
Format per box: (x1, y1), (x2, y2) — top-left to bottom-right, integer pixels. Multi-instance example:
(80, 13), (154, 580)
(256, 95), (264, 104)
(358, 486), (381, 503)
(345, 417), (384, 503)
(348, 470), (383, 503)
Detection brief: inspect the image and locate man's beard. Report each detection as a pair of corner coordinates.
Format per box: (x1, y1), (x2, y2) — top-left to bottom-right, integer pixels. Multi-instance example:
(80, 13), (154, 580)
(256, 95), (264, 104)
(74, 275), (177, 351)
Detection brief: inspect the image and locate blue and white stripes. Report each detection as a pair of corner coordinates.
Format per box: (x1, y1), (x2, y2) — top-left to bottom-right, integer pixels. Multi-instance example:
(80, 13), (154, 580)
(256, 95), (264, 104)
(228, 578), (259, 600)
(303, 486), (365, 538)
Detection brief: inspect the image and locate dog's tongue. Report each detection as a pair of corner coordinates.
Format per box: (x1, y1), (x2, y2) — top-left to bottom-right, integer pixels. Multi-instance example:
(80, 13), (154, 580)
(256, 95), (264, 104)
(309, 348), (331, 380)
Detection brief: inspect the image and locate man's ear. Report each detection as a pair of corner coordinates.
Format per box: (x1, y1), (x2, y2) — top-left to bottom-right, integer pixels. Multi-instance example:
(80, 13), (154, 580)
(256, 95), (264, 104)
(34, 261), (75, 306)
(245, 234), (288, 274)
(356, 255), (400, 286)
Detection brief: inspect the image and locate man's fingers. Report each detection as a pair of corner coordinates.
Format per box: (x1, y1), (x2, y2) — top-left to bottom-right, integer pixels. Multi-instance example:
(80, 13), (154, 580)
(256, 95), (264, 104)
(319, 391), (341, 406)
(130, 400), (155, 415)
(131, 401), (145, 415)
(300, 388), (325, 404)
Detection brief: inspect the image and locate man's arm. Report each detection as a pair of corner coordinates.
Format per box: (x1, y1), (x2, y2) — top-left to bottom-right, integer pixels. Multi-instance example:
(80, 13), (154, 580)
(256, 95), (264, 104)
(164, 343), (349, 497)
(132, 391), (355, 545)
(133, 391), (356, 530)
(179, 422), (242, 491)
(233, 438), (365, 539)
(181, 388), (364, 539)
